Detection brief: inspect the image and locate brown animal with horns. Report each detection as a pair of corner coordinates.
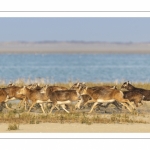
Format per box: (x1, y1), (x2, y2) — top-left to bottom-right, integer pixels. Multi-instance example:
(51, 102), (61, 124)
(76, 83), (136, 113)
(121, 81), (150, 101)
(42, 83), (85, 114)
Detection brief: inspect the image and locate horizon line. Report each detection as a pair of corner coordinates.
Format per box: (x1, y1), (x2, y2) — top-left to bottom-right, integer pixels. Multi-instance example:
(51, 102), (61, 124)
(0, 40), (150, 44)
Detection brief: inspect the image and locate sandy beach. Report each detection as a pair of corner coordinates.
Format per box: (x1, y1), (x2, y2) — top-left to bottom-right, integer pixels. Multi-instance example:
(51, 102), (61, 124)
(1, 122), (150, 133)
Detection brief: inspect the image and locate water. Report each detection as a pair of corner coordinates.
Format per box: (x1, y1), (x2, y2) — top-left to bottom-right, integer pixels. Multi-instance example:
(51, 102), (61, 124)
(0, 54), (150, 83)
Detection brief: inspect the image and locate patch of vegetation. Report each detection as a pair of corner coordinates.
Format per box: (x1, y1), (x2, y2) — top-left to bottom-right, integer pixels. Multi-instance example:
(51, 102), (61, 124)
(0, 111), (147, 125)
(8, 123), (19, 131)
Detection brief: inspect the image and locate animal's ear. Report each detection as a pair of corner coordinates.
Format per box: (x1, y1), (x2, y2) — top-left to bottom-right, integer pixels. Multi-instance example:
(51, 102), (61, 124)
(8, 82), (14, 87)
(82, 82), (86, 88)
(9, 81), (12, 84)
(76, 82), (80, 87)
(127, 81), (131, 84)
(43, 85), (46, 88)
(111, 86), (117, 89)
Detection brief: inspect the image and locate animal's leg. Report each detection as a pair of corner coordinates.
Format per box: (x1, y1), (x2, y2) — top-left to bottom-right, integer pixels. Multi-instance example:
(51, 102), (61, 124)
(5, 103), (13, 110)
(18, 97), (27, 110)
(83, 99), (95, 108)
(43, 103), (47, 109)
(17, 100), (23, 108)
(49, 102), (57, 114)
(88, 101), (98, 113)
(60, 104), (70, 113)
(4, 96), (13, 110)
(117, 98), (135, 111)
(23, 97), (28, 110)
(55, 105), (60, 110)
(121, 102), (132, 112)
(112, 101), (122, 110)
(134, 101), (138, 107)
(39, 103), (46, 114)
(93, 103), (102, 111)
(24, 100), (27, 110)
(139, 101), (143, 106)
(126, 100), (136, 110)
(75, 100), (83, 109)
(139, 96), (144, 106)
(101, 103), (111, 108)
(27, 101), (36, 113)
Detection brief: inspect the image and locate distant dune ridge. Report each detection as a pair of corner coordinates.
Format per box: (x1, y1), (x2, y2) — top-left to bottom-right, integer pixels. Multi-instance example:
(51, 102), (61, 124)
(0, 41), (150, 54)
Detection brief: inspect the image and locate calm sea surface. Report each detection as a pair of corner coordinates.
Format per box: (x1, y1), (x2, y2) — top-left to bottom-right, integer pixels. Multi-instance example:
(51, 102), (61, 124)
(0, 54), (150, 83)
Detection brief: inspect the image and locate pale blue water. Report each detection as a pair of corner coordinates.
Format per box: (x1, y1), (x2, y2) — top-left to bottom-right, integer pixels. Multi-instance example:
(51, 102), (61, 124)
(0, 54), (150, 83)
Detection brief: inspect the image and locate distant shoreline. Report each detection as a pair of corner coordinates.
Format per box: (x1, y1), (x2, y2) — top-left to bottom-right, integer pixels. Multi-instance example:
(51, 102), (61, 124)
(0, 42), (150, 54)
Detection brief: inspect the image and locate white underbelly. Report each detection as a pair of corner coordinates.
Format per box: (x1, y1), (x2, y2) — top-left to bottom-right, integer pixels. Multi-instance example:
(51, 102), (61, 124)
(5, 97), (16, 102)
(36, 99), (51, 103)
(97, 99), (115, 103)
(57, 100), (71, 105)
(57, 100), (78, 105)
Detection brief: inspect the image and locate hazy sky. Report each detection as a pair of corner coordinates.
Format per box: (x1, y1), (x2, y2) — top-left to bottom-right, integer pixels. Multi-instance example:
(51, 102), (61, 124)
(1, 17), (150, 42)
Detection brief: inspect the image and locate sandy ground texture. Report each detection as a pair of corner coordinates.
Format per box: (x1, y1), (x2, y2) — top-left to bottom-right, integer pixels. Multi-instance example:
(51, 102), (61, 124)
(1, 101), (150, 133)
(1, 123), (150, 133)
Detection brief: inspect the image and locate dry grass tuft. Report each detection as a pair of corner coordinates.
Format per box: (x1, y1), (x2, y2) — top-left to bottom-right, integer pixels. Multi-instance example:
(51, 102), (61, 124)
(0, 111), (147, 125)
(8, 123), (19, 131)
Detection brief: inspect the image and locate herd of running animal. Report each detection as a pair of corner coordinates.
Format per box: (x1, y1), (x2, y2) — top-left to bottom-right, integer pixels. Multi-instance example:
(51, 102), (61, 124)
(0, 81), (149, 114)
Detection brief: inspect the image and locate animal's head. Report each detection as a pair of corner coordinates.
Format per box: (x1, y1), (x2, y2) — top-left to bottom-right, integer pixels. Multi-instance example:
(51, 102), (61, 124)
(40, 85), (48, 93)
(71, 82), (87, 94)
(78, 83), (87, 94)
(70, 82), (84, 90)
(17, 86), (27, 95)
(7, 82), (15, 87)
(27, 84), (33, 89)
(28, 83), (41, 90)
(121, 81), (131, 89)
